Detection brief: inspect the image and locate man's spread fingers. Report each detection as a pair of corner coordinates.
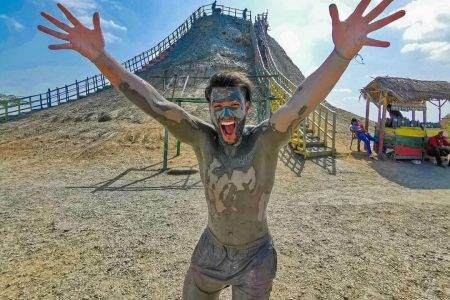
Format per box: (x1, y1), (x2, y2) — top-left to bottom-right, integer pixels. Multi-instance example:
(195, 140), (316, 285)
(93, 12), (101, 31)
(352, 0), (371, 18)
(41, 11), (72, 32)
(363, 37), (390, 47)
(57, 2), (82, 27)
(329, 4), (340, 26)
(364, 0), (393, 22)
(37, 25), (69, 41)
(49, 43), (73, 50)
(368, 10), (406, 32)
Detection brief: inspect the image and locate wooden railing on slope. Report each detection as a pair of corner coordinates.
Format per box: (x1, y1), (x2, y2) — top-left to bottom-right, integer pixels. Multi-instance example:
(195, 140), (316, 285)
(0, 3), (252, 121)
(253, 15), (336, 157)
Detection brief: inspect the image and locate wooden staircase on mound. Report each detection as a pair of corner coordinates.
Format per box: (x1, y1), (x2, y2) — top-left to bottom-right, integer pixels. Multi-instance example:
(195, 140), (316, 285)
(269, 81), (337, 159)
(253, 13), (336, 159)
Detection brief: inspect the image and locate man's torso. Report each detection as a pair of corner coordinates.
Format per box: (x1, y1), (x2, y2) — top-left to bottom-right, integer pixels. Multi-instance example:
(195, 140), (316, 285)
(194, 121), (281, 246)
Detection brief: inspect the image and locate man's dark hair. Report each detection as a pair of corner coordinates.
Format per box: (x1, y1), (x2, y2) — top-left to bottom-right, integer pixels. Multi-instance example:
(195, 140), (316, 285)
(205, 71), (253, 103)
(351, 118), (358, 124)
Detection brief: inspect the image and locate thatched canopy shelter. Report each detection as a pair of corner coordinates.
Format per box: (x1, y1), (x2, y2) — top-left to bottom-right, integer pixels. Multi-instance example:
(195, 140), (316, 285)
(362, 77), (450, 111)
(360, 76), (450, 157)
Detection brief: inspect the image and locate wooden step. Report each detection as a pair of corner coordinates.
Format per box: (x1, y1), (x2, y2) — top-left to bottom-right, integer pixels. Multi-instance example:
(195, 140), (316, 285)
(294, 141), (325, 147)
(292, 145), (333, 158)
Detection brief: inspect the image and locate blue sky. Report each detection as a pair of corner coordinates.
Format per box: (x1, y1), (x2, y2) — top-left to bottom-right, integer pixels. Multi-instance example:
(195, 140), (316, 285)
(0, 0), (449, 121)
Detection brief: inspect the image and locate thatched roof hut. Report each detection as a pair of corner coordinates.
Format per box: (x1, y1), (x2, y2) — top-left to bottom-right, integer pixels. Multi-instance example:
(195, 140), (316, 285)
(360, 77), (450, 157)
(361, 77), (450, 111)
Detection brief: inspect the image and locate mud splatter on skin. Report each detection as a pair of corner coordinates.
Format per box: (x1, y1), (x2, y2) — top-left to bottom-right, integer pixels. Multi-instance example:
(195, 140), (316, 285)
(118, 81), (212, 146)
(116, 77), (301, 246)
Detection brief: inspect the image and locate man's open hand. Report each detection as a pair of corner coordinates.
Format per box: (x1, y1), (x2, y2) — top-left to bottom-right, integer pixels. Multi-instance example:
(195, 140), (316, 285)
(38, 3), (105, 61)
(330, 0), (405, 60)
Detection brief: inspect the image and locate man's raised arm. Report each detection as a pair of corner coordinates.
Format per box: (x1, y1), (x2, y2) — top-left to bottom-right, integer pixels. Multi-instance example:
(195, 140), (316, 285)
(38, 3), (209, 146)
(269, 0), (405, 141)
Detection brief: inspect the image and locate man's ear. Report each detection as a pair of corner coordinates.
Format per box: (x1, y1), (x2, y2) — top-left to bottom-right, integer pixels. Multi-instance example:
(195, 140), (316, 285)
(245, 101), (251, 115)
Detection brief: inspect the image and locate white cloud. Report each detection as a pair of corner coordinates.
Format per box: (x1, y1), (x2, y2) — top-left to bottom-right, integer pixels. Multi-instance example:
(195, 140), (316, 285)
(335, 88), (352, 93)
(267, 0), (386, 75)
(103, 32), (122, 44)
(0, 14), (25, 31)
(343, 96), (360, 101)
(401, 42), (450, 62)
(390, 0), (450, 62)
(56, 0), (97, 11)
(101, 19), (127, 31)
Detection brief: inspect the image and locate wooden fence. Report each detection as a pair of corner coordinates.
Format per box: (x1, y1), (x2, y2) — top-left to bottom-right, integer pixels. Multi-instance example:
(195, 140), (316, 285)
(0, 3), (251, 121)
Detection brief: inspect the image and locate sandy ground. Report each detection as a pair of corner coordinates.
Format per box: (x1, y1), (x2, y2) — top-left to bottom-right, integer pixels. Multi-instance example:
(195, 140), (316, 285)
(1, 141), (449, 299)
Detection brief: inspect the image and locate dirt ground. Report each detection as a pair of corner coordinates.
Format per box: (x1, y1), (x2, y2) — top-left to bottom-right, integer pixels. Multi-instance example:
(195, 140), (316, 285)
(1, 136), (449, 299)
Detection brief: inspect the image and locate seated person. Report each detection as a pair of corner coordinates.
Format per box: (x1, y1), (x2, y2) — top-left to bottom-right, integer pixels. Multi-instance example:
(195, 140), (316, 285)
(386, 104), (403, 128)
(350, 118), (378, 157)
(427, 130), (450, 167)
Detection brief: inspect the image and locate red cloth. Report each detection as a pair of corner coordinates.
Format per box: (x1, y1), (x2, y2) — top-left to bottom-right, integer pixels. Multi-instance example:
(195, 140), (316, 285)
(428, 135), (450, 148)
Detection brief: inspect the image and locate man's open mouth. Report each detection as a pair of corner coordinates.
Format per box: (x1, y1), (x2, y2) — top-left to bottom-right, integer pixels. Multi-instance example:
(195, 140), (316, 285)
(219, 119), (237, 143)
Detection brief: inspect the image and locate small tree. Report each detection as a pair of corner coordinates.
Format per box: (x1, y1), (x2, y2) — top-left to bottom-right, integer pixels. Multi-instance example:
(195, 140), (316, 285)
(0, 99), (9, 122)
(12, 97), (23, 115)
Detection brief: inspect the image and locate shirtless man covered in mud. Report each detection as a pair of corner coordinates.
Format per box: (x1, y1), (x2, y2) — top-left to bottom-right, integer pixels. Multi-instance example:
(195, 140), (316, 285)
(38, 1), (405, 298)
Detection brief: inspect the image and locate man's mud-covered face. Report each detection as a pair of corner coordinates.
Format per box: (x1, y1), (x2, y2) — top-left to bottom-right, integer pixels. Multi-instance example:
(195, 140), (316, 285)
(209, 87), (249, 145)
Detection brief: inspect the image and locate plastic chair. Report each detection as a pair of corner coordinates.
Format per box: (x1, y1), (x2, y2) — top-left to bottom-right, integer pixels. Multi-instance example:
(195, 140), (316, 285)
(349, 125), (361, 151)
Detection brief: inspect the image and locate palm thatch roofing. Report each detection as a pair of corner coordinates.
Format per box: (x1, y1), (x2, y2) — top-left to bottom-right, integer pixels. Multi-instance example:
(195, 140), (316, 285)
(361, 77), (450, 111)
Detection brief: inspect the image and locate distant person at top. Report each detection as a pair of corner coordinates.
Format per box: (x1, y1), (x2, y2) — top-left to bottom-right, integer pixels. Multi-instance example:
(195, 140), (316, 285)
(212, 1), (218, 13)
(243, 8), (248, 20)
(386, 104), (403, 127)
(37, 1), (405, 298)
(427, 130), (450, 167)
(351, 118), (378, 157)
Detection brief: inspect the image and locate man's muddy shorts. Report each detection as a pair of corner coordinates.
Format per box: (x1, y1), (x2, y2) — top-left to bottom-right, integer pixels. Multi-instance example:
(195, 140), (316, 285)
(190, 227), (277, 297)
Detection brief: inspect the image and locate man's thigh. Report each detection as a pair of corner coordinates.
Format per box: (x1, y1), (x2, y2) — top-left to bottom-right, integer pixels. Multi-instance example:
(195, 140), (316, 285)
(231, 244), (277, 299)
(439, 147), (450, 155)
(182, 266), (227, 300)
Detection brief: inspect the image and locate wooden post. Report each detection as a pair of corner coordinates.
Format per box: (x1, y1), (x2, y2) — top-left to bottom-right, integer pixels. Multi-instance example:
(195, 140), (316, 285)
(365, 97), (370, 131)
(332, 113), (336, 157)
(47, 89), (51, 107)
(438, 99), (442, 123)
(176, 100), (182, 156)
(318, 106), (322, 141)
(94, 75), (98, 91)
(324, 109), (329, 147)
(65, 85), (69, 102)
(17, 98), (21, 115)
(302, 119), (307, 154)
(312, 108), (316, 135)
(423, 108), (427, 123)
(28, 96), (32, 111)
(76, 80), (80, 98)
(412, 110), (416, 121)
(378, 95), (388, 158)
(39, 94), (43, 109)
(163, 128), (169, 170)
(86, 77), (89, 96)
(57, 88), (60, 105)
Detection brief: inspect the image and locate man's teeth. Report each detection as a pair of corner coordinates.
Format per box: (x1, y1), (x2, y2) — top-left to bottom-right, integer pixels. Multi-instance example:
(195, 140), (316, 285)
(221, 121), (235, 126)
